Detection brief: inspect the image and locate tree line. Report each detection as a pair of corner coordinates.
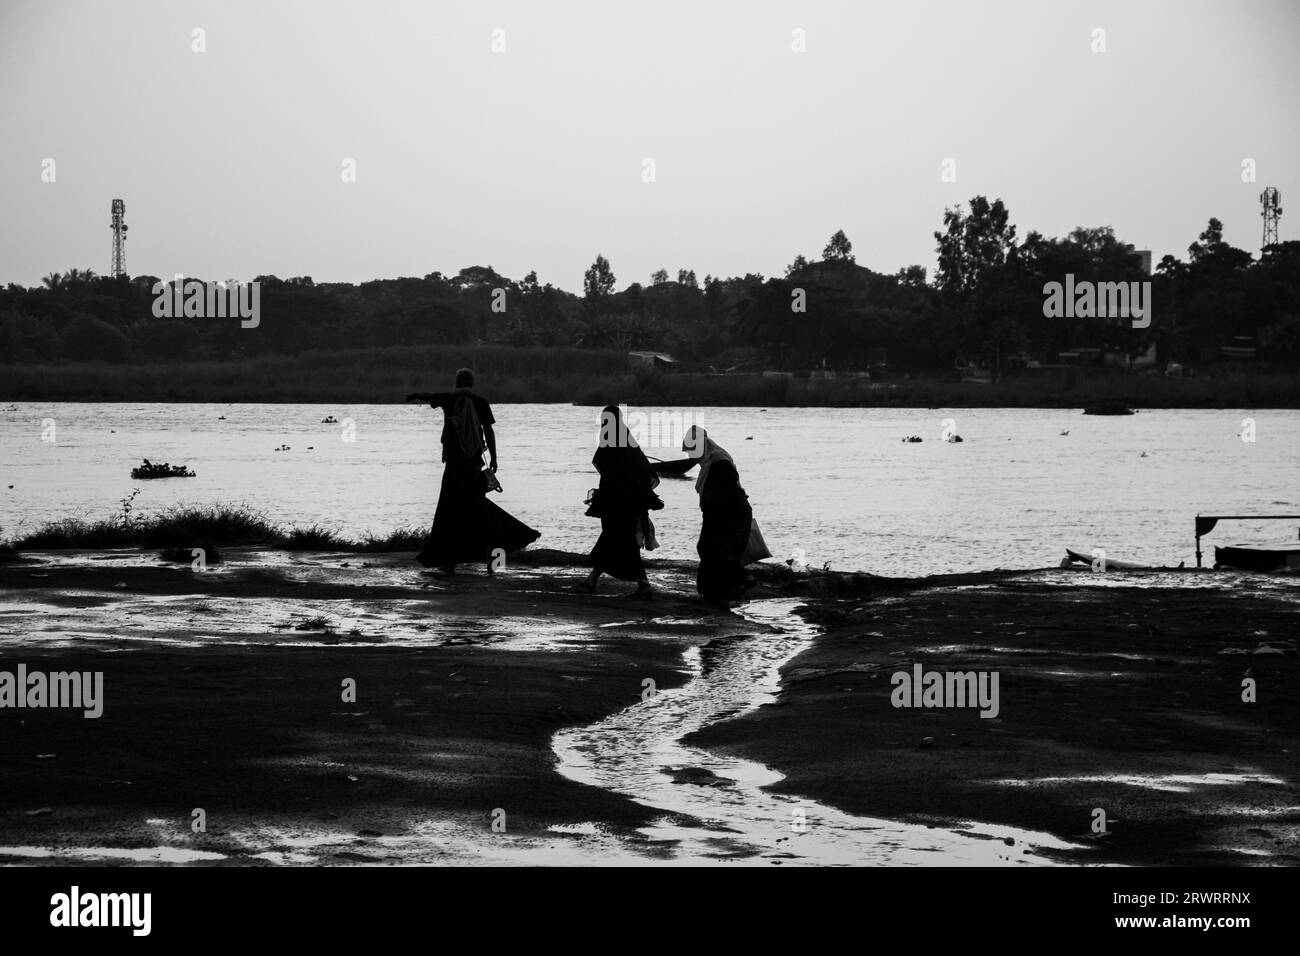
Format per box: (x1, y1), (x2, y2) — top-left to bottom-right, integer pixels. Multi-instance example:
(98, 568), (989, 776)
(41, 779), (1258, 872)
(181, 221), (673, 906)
(3, 201), (1297, 373)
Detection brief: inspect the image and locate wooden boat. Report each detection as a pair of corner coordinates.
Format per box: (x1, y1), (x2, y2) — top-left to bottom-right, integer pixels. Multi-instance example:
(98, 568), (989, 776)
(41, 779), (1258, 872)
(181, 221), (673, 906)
(1214, 544), (1300, 572)
(1082, 401), (1134, 416)
(1064, 548), (1160, 571)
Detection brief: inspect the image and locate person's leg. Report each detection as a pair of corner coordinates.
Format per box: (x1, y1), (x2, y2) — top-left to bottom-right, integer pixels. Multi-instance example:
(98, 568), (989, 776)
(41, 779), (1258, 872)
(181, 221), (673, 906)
(586, 568), (601, 593)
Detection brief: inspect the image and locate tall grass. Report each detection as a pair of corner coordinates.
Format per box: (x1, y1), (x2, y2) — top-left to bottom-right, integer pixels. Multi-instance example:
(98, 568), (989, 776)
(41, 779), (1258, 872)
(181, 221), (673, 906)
(5, 504), (428, 554)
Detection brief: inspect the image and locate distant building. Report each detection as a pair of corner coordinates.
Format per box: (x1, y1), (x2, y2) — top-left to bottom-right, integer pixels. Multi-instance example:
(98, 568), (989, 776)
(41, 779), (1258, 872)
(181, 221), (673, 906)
(628, 351), (677, 371)
(1136, 250), (1153, 275)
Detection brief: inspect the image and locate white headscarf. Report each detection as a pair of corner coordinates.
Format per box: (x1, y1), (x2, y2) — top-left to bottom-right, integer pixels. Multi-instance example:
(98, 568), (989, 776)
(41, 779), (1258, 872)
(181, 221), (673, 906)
(682, 425), (733, 494)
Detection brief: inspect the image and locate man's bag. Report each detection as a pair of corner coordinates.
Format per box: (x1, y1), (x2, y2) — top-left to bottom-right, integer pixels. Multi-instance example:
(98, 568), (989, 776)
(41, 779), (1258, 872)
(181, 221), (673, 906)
(741, 519), (772, 565)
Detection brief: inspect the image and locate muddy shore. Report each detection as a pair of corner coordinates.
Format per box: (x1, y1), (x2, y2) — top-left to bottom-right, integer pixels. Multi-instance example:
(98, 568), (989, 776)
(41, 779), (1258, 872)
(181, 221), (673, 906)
(694, 571), (1299, 865)
(0, 549), (1295, 865)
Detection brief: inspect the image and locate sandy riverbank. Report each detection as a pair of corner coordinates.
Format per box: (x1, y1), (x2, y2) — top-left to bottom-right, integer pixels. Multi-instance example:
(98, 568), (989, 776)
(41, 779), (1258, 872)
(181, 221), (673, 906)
(0, 549), (1295, 865)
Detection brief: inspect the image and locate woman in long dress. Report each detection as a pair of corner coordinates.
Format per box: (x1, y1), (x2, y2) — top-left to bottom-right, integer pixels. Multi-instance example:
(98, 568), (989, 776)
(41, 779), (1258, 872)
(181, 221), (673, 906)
(586, 405), (654, 597)
(682, 425), (756, 603)
(406, 368), (539, 573)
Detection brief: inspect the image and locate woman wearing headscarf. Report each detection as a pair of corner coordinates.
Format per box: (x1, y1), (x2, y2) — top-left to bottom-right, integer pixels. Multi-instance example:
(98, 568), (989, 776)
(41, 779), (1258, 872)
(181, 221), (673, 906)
(585, 405), (655, 597)
(406, 368), (540, 574)
(683, 425), (757, 603)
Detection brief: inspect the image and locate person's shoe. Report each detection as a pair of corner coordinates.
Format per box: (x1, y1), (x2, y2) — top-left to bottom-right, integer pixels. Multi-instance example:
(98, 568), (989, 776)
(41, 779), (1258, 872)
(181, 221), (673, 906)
(628, 582), (653, 599)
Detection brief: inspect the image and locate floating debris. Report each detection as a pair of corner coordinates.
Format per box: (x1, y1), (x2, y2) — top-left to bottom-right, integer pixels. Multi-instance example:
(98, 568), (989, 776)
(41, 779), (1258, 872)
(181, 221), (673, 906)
(131, 459), (195, 479)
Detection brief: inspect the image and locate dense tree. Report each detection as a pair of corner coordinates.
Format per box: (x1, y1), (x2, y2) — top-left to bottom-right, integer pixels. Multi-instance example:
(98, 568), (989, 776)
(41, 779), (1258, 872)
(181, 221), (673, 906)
(934, 196), (1017, 297)
(583, 254), (615, 301)
(1187, 218), (1253, 273)
(896, 264), (927, 288)
(2, 211), (1294, 376)
(822, 230), (854, 263)
(61, 312), (128, 362)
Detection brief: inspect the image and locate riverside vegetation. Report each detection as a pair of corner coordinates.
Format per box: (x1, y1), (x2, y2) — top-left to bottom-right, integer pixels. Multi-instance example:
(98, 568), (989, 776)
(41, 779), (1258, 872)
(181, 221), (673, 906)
(3, 202), (1298, 405)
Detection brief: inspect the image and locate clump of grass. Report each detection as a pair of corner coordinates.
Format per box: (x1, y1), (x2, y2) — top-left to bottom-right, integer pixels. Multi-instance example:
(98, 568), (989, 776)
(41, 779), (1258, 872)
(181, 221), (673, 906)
(355, 526), (425, 552)
(139, 504), (281, 547)
(282, 524), (343, 550)
(13, 517), (140, 550)
(12, 504), (429, 554)
(12, 503), (280, 551)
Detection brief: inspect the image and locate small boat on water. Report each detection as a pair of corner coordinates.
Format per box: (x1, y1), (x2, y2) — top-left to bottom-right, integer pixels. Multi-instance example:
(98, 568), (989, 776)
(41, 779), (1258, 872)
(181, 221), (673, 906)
(1082, 401), (1135, 416)
(1214, 544), (1300, 572)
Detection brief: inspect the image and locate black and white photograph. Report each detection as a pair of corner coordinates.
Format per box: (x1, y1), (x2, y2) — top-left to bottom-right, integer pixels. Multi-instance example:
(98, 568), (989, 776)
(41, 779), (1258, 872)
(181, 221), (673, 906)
(0, 0), (1295, 933)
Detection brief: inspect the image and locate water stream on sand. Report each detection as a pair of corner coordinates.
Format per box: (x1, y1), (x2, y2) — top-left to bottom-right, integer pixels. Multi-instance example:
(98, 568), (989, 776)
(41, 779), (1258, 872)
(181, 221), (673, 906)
(553, 597), (1086, 865)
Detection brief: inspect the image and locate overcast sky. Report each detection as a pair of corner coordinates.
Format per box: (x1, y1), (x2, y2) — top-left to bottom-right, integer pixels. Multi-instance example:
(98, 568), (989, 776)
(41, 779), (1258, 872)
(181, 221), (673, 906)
(2, 0), (1297, 290)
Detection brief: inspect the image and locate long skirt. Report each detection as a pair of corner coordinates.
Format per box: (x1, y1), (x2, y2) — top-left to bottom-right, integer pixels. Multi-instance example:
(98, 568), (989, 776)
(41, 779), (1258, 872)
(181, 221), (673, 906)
(417, 462), (540, 568)
(696, 495), (754, 601)
(589, 506), (646, 581)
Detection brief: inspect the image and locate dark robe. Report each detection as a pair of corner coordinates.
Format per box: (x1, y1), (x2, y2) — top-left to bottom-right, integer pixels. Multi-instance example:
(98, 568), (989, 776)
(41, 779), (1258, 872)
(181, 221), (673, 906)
(588, 441), (654, 581)
(696, 459), (754, 601)
(416, 391), (539, 568)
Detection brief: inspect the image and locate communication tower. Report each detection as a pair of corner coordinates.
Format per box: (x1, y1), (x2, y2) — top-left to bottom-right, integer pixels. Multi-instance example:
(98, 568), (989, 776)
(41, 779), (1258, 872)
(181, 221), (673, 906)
(1260, 187), (1282, 251)
(110, 198), (128, 277)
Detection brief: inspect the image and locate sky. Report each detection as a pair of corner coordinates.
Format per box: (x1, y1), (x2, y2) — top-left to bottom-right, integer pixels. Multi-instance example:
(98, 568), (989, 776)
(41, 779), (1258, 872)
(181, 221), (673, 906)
(1, 0), (1297, 291)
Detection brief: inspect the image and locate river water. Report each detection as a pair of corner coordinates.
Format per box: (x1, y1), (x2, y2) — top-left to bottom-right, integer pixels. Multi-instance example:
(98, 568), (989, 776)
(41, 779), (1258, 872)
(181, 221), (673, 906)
(3, 403), (1297, 574)
(553, 597), (1082, 864)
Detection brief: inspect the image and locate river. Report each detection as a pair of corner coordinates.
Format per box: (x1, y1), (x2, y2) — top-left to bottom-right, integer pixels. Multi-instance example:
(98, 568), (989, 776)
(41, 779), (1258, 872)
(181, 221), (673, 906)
(3, 402), (1297, 574)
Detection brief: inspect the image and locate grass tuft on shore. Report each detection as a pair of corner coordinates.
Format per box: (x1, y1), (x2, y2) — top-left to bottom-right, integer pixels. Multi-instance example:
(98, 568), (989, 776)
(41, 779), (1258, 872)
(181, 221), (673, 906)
(282, 524), (344, 550)
(141, 504), (281, 547)
(5, 505), (429, 554)
(355, 526), (426, 552)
